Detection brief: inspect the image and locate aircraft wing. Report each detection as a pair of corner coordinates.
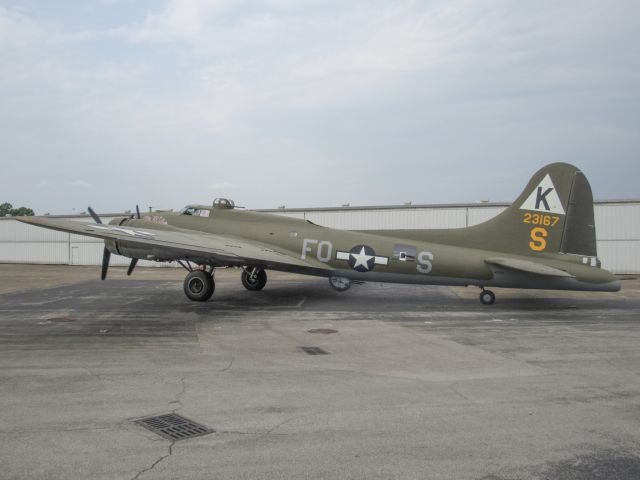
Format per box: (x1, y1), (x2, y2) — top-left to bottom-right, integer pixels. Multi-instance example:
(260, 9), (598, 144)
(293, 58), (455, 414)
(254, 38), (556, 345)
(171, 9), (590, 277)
(485, 257), (574, 277)
(16, 216), (327, 272)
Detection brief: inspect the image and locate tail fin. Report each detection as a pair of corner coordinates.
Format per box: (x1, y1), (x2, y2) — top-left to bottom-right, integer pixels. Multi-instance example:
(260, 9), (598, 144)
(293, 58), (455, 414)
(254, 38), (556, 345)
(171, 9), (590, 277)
(466, 163), (597, 257)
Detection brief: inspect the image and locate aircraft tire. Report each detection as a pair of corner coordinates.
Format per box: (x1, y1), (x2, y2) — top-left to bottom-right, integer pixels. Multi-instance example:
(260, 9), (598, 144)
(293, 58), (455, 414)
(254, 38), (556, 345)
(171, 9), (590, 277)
(241, 268), (267, 291)
(329, 276), (352, 292)
(184, 271), (215, 301)
(480, 289), (496, 305)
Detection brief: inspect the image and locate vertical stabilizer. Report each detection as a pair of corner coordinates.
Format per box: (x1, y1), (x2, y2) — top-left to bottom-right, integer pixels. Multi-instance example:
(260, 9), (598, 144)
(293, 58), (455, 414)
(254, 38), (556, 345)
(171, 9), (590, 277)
(559, 171), (597, 256)
(450, 163), (597, 257)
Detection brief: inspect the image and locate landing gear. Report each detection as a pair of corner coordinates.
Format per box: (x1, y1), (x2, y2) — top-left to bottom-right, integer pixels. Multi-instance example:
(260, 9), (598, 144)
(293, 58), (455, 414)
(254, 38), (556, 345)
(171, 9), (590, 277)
(329, 276), (352, 292)
(479, 288), (495, 305)
(241, 267), (267, 291)
(184, 270), (215, 301)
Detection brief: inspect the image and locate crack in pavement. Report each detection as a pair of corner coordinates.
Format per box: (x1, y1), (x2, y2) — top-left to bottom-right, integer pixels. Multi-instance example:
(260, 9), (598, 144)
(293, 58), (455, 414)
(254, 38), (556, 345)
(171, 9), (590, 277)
(130, 442), (175, 480)
(130, 376), (188, 479)
(219, 359), (234, 372)
(449, 382), (477, 405)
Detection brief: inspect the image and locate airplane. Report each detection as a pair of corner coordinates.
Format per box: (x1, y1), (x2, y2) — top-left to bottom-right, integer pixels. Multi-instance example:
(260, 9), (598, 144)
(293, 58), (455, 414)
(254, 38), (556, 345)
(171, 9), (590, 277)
(17, 163), (620, 304)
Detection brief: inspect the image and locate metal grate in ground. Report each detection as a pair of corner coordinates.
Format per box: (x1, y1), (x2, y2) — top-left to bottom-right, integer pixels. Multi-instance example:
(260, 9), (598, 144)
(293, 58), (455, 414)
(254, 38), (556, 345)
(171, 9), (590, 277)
(134, 413), (214, 441)
(300, 346), (329, 355)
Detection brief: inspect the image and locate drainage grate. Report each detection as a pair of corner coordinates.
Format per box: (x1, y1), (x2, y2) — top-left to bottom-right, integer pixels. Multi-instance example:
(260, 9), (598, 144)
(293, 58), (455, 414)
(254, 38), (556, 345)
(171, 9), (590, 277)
(308, 328), (338, 335)
(300, 346), (329, 355)
(134, 413), (214, 441)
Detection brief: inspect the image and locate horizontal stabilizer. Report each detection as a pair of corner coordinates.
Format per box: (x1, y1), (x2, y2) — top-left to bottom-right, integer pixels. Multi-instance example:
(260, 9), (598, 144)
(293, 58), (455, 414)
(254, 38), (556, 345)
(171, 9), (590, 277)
(485, 257), (574, 277)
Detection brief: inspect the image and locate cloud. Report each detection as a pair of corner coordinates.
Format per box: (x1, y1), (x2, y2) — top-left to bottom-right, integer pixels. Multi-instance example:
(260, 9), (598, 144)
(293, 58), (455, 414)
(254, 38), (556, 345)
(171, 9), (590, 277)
(0, 1), (638, 214)
(123, 0), (236, 44)
(122, 1), (474, 111)
(69, 180), (93, 188)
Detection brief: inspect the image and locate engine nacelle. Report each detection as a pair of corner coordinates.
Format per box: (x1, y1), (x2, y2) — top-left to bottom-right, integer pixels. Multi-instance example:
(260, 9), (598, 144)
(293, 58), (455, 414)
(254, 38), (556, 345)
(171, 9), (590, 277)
(101, 218), (171, 261)
(105, 238), (180, 261)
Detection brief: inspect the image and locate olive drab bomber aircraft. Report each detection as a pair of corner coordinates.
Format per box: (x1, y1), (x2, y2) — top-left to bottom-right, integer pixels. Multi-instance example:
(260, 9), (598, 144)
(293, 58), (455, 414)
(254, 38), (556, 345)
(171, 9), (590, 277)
(18, 163), (620, 305)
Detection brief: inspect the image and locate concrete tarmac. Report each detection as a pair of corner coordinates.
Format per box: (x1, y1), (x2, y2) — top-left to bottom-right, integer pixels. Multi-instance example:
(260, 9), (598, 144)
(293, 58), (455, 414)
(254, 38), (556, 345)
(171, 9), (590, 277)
(1, 265), (640, 479)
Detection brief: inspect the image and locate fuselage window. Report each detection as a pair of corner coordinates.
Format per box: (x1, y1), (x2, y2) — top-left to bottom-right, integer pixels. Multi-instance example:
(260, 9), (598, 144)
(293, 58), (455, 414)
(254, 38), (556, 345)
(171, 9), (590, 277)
(393, 244), (417, 262)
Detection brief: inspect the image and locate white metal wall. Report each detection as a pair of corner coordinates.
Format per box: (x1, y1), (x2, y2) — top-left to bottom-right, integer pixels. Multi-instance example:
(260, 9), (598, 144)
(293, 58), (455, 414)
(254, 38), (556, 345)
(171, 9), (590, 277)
(269, 205), (509, 229)
(0, 216), (165, 267)
(593, 203), (640, 274)
(1, 202), (638, 273)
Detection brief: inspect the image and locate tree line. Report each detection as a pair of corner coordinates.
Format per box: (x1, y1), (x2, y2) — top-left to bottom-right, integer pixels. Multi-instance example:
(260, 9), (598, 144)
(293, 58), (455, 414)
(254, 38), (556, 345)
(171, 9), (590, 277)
(0, 203), (35, 217)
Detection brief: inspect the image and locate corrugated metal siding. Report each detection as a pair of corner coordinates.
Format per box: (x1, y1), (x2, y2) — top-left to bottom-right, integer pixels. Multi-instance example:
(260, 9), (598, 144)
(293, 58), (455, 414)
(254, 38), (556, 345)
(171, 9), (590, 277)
(0, 243), (70, 264)
(273, 206), (508, 229)
(268, 211), (306, 220)
(303, 208), (468, 230)
(467, 206), (507, 226)
(597, 241), (640, 274)
(595, 204), (640, 241)
(0, 218), (69, 242)
(0, 218), (168, 267)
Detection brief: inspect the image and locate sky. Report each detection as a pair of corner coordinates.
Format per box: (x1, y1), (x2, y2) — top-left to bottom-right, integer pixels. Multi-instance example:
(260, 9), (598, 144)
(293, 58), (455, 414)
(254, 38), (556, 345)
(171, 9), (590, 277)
(0, 0), (638, 214)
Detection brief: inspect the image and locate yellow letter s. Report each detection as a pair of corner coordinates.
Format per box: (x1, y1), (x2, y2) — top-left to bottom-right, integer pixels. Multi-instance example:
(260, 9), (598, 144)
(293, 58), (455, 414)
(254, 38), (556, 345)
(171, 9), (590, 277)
(529, 227), (548, 251)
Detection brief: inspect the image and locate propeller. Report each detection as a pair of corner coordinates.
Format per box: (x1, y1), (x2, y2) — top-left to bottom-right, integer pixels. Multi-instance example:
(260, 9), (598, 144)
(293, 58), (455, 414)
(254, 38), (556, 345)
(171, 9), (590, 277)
(91, 205), (142, 279)
(88, 206), (102, 224)
(124, 206), (142, 276)
(127, 258), (138, 276)
(101, 247), (111, 280)
(88, 206), (111, 280)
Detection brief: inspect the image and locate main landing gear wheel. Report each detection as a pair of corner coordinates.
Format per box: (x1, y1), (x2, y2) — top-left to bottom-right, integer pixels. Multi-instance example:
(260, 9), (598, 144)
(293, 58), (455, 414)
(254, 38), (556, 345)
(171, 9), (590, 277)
(184, 270), (215, 301)
(479, 289), (496, 305)
(329, 276), (352, 292)
(241, 267), (267, 291)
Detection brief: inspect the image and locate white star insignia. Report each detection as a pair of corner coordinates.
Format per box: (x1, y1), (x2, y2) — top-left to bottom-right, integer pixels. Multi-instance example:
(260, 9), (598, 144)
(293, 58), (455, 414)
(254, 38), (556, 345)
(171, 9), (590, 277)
(350, 246), (374, 270)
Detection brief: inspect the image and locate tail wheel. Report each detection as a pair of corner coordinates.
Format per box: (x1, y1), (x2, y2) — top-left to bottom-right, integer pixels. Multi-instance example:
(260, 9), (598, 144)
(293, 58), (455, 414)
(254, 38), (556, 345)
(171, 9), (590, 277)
(184, 271), (215, 301)
(480, 289), (496, 305)
(241, 268), (267, 291)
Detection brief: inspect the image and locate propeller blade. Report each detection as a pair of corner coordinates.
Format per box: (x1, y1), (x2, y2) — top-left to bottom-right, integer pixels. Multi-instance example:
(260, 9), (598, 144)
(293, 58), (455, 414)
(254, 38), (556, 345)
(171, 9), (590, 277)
(101, 247), (111, 280)
(88, 206), (102, 224)
(127, 258), (138, 276)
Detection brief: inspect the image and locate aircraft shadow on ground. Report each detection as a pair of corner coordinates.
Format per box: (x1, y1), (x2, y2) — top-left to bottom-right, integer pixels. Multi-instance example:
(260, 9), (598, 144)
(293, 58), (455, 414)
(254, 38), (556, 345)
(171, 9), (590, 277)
(0, 279), (631, 314)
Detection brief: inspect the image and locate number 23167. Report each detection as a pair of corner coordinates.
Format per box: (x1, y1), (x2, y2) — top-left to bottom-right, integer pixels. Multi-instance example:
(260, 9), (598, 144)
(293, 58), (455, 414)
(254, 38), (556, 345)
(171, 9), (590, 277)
(523, 213), (559, 227)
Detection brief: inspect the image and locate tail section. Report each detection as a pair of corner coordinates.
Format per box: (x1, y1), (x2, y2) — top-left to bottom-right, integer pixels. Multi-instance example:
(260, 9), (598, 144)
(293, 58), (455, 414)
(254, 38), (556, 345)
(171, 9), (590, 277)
(469, 162), (596, 257)
(559, 168), (597, 256)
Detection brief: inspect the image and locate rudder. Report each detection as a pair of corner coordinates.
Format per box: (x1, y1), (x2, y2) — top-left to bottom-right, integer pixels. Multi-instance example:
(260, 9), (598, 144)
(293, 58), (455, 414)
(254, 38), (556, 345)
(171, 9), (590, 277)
(464, 163), (597, 257)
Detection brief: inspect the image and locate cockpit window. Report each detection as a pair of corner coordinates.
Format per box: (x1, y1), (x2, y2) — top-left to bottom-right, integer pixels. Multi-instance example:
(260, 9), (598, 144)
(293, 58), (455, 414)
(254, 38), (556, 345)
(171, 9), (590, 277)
(181, 207), (211, 217)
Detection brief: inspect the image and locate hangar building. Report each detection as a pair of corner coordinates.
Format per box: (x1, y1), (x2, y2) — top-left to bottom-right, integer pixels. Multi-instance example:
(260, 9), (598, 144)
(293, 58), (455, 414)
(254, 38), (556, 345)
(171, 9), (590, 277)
(0, 200), (638, 274)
